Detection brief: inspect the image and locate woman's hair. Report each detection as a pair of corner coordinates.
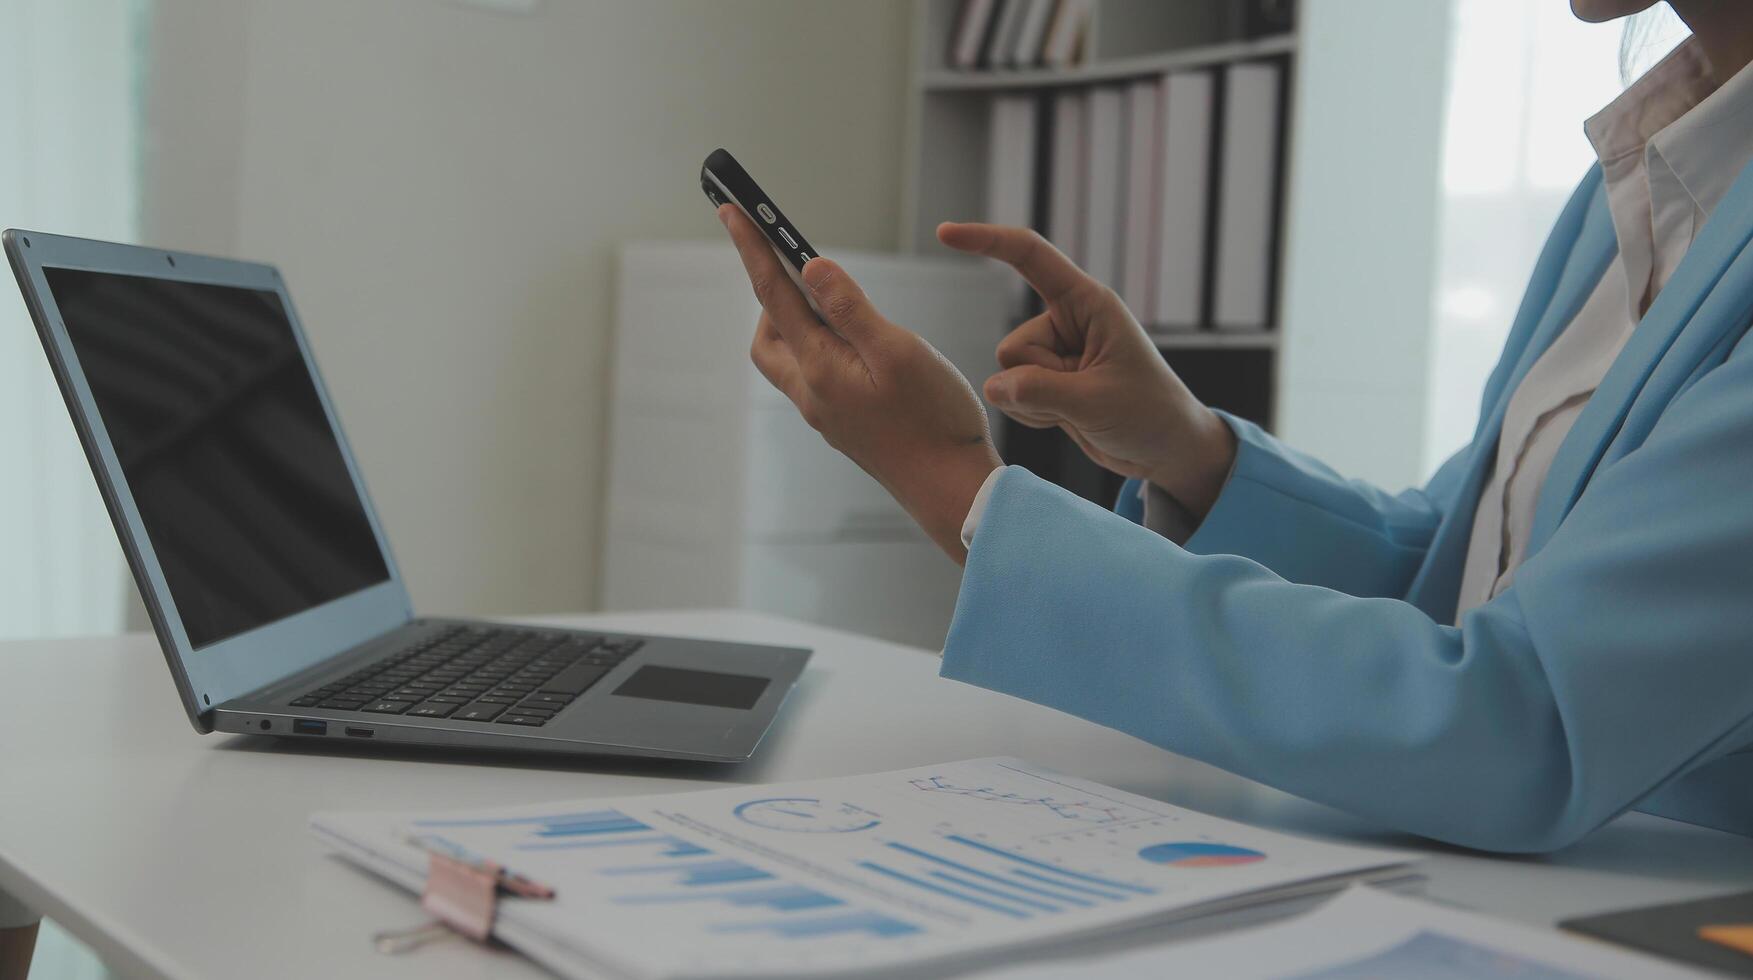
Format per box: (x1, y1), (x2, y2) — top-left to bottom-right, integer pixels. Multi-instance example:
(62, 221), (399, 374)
(1619, 4), (1689, 85)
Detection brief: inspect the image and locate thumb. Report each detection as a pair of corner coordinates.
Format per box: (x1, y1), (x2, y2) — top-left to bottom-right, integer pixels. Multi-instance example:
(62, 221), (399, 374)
(984, 365), (1088, 420)
(802, 257), (887, 355)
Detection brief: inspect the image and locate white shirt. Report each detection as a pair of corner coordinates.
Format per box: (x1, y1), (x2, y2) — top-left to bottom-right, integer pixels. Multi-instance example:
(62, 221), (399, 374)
(1454, 39), (1753, 618)
(963, 39), (1753, 613)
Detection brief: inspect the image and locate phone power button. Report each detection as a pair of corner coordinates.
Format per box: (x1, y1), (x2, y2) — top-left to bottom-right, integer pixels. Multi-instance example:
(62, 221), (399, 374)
(756, 203), (777, 224)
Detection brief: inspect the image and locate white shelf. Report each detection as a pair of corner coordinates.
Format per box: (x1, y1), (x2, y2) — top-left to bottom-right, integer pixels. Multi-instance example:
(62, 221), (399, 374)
(919, 34), (1296, 92)
(901, 0), (1297, 454)
(1148, 330), (1278, 350)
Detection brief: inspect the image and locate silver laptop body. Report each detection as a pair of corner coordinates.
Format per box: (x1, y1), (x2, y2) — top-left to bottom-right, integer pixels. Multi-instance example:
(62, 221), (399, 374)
(6, 229), (808, 762)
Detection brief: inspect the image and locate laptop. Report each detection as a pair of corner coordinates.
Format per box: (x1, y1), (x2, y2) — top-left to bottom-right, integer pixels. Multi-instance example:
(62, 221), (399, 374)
(4, 229), (810, 762)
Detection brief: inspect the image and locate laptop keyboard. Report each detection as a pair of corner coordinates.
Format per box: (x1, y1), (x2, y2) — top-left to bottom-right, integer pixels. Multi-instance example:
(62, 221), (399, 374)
(287, 625), (643, 727)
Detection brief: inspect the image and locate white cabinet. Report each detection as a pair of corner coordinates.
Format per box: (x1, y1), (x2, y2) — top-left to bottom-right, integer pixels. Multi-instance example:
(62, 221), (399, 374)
(604, 242), (1013, 649)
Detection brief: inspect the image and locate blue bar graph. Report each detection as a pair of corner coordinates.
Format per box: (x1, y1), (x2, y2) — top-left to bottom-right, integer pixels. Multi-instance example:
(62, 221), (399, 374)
(885, 843), (1097, 908)
(516, 834), (711, 857)
(927, 871), (1060, 913)
(1012, 869), (1127, 901)
(413, 809), (652, 837)
(602, 859), (775, 886)
(535, 812), (653, 837)
(858, 862), (1031, 919)
(945, 835), (1156, 895)
(613, 883), (845, 912)
(710, 910), (924, 940)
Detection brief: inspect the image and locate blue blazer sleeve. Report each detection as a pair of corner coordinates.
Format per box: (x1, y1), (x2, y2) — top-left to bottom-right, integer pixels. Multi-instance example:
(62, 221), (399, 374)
(944, 341), (1753, 852)
(1115, 412), (1472, 599)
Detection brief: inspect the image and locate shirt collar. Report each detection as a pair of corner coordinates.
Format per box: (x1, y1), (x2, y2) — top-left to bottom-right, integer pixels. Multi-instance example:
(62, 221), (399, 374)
(1649, 47), (1753, 218)
(1584, 38), (1716, 168)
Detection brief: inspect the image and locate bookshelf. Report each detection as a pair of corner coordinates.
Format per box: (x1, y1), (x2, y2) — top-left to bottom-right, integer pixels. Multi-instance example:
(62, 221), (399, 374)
(899, 0), (1298, 505)
(917, 34), (1297, 91)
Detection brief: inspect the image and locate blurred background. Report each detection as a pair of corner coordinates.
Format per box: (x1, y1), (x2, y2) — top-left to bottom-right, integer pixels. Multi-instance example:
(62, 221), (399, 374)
(0, 1), (1687, 971)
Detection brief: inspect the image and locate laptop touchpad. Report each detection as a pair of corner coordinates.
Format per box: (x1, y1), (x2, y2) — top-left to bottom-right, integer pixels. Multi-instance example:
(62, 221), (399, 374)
(612, 666), (769, 710)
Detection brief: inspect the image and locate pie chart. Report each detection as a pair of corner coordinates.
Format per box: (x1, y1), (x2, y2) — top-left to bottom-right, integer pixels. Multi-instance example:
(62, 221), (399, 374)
(1138, 842), (1265, 867)
(732, 797), (881, 833)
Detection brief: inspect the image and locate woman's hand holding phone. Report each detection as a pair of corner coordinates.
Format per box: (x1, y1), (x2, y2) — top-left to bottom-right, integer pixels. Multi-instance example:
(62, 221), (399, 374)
(713, 157), (1236, 560)
(717, 204), (1001, 564)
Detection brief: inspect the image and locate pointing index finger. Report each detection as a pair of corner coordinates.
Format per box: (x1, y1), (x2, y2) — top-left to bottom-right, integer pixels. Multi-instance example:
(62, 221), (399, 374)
(937, 222), (1087, 304)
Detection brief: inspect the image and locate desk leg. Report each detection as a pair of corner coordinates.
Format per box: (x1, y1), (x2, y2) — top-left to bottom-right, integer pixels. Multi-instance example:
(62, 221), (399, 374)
(0, 888), (39, 980)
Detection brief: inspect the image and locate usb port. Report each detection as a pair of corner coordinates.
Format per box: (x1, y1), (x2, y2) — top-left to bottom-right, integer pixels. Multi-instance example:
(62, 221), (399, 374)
(344, 726), (375, 739)
(293, 719), (327, 736)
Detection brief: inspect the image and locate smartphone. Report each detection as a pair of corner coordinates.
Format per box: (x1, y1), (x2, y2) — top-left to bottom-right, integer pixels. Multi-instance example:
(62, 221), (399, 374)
(701, 148), (825, 318)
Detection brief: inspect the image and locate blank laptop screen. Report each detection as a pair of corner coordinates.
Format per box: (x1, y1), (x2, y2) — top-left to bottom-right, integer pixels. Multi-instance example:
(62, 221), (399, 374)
(43, 267), (390, 650)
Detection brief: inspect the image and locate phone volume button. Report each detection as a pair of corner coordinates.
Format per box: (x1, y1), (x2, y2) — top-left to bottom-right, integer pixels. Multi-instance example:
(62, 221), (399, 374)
(777, 227), (798, 249)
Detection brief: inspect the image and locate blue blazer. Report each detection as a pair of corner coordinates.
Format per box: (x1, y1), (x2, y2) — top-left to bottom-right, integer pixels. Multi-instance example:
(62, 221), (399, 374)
(943, 164), (1753, 852)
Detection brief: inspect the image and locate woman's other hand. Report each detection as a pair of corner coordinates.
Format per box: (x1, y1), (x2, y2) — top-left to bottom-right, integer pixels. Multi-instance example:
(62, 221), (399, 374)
(718, 204), (1001, 564)
(937, 222), (1236, 518)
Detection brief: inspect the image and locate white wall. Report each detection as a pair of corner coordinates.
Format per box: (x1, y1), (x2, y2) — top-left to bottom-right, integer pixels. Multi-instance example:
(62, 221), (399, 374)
(1275, 0), (1453, 491)
(140, 0), (912, 617)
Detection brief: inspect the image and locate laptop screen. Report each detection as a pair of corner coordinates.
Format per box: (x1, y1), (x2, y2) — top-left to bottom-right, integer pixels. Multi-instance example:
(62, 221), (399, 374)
(43, 267), (390, 650)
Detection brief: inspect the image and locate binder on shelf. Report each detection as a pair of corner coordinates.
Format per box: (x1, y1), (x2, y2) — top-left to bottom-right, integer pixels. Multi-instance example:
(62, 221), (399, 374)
(1119, 78), (1161, 320)
(1041, 0), (1092, 69)
(1212, 60), (1283, 331)
(1080, 85), (1126, 292)
(1237, 0), (1299, 39)
(1010, 0), (1057, 69)
(1152, 70), (1216, 331)
(950, 0), (1000, 71)
(1046, 88), (1086, 265)
(983, 0), (1029, 70)
(985, 94), (1039, 303)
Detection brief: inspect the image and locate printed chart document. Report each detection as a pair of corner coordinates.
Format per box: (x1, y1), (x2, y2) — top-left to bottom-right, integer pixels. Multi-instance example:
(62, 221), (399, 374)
(970, 886), (1716, 980)
(313, 758), (1414, 979)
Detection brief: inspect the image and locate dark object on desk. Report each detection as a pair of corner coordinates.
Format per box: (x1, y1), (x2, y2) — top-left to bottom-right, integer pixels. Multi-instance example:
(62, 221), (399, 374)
(1562, 889), (1753, 976)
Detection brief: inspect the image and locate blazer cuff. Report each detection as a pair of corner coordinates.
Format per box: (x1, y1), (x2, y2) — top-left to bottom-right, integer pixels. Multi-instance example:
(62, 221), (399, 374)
(1180, 412), (1426, 596)
(959, 465), (1009, 548)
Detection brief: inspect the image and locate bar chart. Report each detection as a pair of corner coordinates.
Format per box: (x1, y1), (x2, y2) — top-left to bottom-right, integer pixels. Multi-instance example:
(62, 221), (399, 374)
(324, 758), (1408, 977)
(413, 801), (932, 945)
(857, 833), (1158, 921)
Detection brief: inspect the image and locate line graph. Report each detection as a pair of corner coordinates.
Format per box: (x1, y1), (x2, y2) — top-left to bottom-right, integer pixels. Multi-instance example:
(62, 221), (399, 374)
(908, 775), (1137, 825)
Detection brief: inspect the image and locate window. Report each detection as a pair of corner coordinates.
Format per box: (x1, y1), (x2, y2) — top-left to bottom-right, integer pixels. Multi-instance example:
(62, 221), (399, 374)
(1423, 0), (1686, 474)
(0, 0), (144, 642)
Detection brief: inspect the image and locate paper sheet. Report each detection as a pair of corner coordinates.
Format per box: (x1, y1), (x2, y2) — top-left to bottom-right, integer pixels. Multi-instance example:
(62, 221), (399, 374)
(970, 885), (1716, 980)
(313, 757), (1414, 979)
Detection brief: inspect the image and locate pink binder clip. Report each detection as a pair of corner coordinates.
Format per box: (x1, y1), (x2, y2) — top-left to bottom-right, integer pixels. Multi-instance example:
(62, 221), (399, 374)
(374, 836), (556, 954)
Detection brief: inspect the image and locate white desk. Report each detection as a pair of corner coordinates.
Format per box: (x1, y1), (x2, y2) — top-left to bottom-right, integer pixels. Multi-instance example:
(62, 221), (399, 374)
(1, 610), (1748, 978)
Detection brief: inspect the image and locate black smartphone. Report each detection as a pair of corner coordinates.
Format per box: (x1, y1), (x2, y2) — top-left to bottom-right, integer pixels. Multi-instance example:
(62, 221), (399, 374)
(701, 148), (825, 318)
